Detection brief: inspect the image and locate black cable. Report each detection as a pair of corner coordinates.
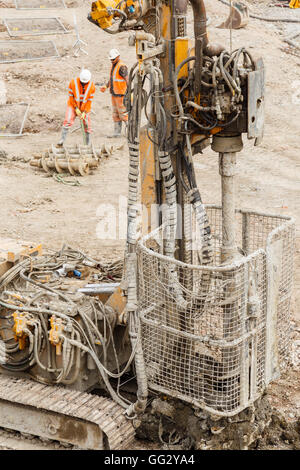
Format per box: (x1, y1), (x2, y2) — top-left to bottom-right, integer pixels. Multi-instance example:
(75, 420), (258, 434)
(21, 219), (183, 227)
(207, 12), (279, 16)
(185, 114), (218, 131)
(178, 145), (192, 193)
(217, 110), (241, 128)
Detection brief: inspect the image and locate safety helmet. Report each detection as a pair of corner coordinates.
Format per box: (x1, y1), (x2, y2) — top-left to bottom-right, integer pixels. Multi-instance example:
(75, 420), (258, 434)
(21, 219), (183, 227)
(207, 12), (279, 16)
(80, 69), (91, 84)
(109, 49), (120, 60)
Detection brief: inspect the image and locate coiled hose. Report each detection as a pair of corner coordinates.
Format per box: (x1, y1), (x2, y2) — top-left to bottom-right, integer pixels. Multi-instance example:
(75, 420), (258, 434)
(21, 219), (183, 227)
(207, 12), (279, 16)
(125, 71), (149, 416)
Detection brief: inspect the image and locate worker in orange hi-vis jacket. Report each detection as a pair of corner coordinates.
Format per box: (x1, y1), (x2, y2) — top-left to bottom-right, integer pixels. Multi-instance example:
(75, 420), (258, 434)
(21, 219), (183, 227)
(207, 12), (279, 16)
(100, 49), (128, 138)
(58, 69), (95, 146)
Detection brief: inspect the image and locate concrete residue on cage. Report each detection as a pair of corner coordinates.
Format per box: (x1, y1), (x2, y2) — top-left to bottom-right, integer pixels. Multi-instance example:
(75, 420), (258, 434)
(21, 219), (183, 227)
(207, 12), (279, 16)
(137, 207), (295, 417)
(3, 17), (69, 36)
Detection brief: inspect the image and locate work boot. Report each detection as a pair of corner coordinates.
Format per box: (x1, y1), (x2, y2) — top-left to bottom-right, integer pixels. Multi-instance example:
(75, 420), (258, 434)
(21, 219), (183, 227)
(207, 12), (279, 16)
(85, 132), (91, 146)
(57, 127), (68, 146)
(108, 121), (122, 138)
(123, 121), (128, 137)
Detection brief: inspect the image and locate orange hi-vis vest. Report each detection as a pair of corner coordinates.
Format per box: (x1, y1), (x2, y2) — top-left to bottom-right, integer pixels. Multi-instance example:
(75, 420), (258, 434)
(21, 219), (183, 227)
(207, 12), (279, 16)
(110, 60), (127, 97)
(67, 77), (95, 113)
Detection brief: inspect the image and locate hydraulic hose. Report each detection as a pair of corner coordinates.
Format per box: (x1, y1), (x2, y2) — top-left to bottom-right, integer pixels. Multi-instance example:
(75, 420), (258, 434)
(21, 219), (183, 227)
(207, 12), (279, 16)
(61, 336), (129, 409)
(189, 0), (209, 50)
(126, 72), (149, 416)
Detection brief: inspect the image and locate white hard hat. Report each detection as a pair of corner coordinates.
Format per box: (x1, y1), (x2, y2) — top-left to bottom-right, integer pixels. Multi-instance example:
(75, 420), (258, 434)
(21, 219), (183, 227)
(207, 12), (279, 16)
(109, 49), (120, 60)
(80, 69), (91, 83)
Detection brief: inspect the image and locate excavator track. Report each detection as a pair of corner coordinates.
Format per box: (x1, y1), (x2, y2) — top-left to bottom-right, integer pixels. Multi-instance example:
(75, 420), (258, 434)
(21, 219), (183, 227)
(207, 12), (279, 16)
(0, 374), (135, 450)
(0, 428), (73, 450)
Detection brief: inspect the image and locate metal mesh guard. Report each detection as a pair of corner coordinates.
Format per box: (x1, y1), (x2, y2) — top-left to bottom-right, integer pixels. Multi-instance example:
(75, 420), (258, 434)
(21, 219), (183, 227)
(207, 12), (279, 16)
(137, 206), (295, 416)
(0, 40), (59, 64)
(3, 17), (68, 37)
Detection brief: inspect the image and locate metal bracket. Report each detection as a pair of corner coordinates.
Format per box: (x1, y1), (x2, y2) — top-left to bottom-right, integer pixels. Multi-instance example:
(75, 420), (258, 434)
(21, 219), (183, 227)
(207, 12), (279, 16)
(247, 58), (265, 144)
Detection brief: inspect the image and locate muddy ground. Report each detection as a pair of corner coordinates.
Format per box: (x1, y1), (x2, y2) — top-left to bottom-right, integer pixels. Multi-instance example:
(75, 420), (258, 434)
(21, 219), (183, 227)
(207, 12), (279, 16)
(0, 0), (299, 450)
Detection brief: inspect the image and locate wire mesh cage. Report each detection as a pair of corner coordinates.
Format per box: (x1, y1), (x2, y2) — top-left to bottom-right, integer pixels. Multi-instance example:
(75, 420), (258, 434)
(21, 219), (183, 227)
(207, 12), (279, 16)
(0, 40), (59, 64)
(14, 0), (66, 9)
(3, 17), (68, 37)
(137, 206), (295, 416)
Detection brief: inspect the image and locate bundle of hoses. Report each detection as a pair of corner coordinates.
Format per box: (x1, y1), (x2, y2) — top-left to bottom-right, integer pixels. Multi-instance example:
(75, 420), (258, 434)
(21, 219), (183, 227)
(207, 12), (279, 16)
(124, 48), (224, 412)
(125, 70), (149, 417)
(173, 57), (215, 267)
(158, 150), (177, 258)
(0, 247), (134, 409)
(173, 49), (255, 134)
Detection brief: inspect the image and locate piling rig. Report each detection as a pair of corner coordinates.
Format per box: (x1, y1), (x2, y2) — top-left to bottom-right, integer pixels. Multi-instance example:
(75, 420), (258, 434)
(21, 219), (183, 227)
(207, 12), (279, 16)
(0, 0), (295, 450)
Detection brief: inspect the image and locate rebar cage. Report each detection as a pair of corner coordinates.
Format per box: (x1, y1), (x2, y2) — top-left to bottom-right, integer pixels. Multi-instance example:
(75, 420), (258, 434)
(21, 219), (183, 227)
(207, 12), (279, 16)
(137, 206), (295, 416)
(0, 40), (59, 64)
(14, 0), (66, 9)
(3, 17), (68, 37)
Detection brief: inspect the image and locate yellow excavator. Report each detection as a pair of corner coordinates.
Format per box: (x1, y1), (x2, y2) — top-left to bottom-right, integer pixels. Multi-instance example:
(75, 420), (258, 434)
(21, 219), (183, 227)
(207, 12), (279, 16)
(0, 0), (295, 450)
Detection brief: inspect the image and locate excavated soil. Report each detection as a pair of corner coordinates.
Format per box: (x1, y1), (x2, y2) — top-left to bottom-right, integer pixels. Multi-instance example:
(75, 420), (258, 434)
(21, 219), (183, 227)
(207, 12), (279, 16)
(136, 394), (300, 450)
(0, 0), (299, 450)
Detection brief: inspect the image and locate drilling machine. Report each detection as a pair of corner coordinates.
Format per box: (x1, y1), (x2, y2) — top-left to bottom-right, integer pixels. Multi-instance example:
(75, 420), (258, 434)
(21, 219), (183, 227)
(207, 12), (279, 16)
(0, 0), (295, 450)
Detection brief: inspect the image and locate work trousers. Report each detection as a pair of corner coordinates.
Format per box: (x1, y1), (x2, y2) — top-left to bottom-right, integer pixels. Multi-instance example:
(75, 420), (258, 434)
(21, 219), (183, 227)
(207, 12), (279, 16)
(111, 96), (128, 123)
(63, 106), (92, 133)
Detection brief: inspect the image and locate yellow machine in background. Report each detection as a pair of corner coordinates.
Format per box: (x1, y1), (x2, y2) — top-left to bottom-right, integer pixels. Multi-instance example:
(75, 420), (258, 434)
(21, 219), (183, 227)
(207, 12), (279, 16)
(90, 0), (118, 30)
(89, 0), (149, 32)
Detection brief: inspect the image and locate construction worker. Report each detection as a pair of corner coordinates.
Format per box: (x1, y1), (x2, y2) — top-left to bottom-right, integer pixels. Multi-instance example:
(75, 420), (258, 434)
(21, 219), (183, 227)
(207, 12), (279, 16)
(58, 69), (95, 146)
(100, 49), (128, 137)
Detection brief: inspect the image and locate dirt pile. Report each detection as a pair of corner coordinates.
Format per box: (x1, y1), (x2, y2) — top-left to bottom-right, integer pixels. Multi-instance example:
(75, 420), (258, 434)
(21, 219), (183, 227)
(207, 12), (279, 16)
(136, 394), (300, 450)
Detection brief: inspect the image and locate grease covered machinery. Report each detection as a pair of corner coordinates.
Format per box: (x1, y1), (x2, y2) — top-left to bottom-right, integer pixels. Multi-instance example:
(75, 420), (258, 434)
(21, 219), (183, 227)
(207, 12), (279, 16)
(0, 0), (295, 448)
(88, 0), (295, 416)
